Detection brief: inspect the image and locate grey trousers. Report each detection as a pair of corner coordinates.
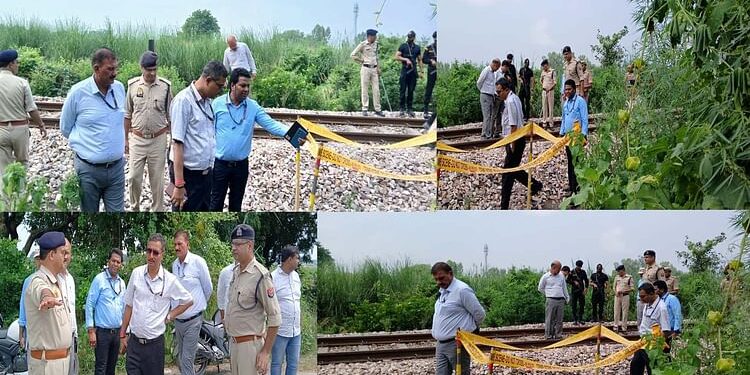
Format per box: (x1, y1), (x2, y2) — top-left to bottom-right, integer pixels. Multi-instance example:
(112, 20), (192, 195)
(480, 93), (496, 138)
(175, 315), (203, 375)
(545, 297), (565, 339)
(69, 335), (79, 375)
(636, 299), (644, 328)
(435, 339), (469, 375)
(74, 156), (125, 212)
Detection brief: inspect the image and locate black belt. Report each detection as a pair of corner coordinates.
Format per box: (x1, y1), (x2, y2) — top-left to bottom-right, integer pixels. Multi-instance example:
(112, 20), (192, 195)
(438, 337), (455, 344)
(131, 334), (163, 345)
(96, 327), (121, 334)
(77, 154), (122, 168)
(363, 64), (377, 68)
(176, 312), (202, 323)
(215, 158), (248, 168)
(547, 297), (565, 300)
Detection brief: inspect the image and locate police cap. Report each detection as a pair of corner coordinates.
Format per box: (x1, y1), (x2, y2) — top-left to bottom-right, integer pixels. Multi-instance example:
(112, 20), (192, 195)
(231, 224), (255, 241)
(0, 49), (18, 64)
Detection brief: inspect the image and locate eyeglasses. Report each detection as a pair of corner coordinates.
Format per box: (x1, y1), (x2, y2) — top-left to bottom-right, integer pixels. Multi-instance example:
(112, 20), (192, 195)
(231, 240), (252, 247)
(146, 248), (162, 256)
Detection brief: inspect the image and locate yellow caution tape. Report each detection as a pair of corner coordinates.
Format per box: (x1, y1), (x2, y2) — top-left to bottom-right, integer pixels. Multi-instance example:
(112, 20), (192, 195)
(437, 123), (563, 153)
(438, 136), (569, 174)
(488, 340), (644, 371)
(297, 117), (435, 149)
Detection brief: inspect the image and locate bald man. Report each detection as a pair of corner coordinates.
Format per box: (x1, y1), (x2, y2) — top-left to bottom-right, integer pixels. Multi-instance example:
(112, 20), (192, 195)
(538, 261), (569, 339)
(223, 35), (257, 96)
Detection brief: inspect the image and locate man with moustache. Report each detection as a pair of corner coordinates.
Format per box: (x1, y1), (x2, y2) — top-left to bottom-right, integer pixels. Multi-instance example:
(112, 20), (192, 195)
(430, 262), (485, 375)
(210, 68), (297, 212)
(171, 230), (212, 375)
(169, 61), (228, 211)
(224, 224), (281, 375)
(271, 245), (303, 375)
(24, 231), (73, 375)
(119, 234), (193, 375)
(538, 260), (569, 339)
(631, 283), (671, 375)
(61, 48), (127, 212)
(125, 51), (172, 212)
(57, 238), (79, 374)
(85, 249), (126, 375)
(350, 29), (385, 117)
(560, 79), (589, 194)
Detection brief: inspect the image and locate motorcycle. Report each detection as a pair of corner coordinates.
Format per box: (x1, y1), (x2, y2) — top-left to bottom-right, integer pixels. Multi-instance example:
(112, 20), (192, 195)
(171, 310), (230, 375)
(0, 314), (28, 375)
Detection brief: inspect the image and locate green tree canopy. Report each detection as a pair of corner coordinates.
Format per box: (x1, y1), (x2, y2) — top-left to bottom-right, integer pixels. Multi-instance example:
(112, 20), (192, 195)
(590, 26), (629, 67)
(181, 9), (220, 36)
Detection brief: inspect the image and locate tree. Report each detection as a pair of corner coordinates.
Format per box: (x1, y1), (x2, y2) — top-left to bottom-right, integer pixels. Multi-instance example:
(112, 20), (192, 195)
(590, 26), (628, 67)
(310, 24), (331, 43)
(677, 233), (727, 273)
(181, 9), (220, 36)
(317, 243), (334, 265)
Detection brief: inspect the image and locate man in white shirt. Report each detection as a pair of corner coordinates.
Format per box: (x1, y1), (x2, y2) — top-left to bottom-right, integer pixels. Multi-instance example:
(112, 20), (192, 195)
(476, 58), (501, 139)
(217, 263), (235, 322)
(58, 238), (79, 375)
(119, 233), (193, 375)
(271, 246), (303, 375)
(171, 230), (213, 375)
(631, 282), (671, 375)
(223, 35), (257, 97)
(538, 260), (570, 339)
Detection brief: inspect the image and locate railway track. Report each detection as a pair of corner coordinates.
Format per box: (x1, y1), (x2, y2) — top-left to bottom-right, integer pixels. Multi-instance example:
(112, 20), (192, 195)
(318, 324), (640, 364)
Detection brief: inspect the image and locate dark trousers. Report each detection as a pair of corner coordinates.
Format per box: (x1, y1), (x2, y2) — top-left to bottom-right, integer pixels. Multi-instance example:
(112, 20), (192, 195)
(520, 85), (531, 119)
(94, 327), (120, 375)
(399, 70), (418, 111)
(126, 334), (165, 375)
(565, 146), (579, 192)
(494, 100), (505, 136)
(209, 158), (249, 212)
(500, 137), (541, 210)
(169, 161), (213, 212)
(423, 69), (437, 112)
(591, 292), (605, 321)
(571, 292), (585, 321)
(630, 349), (652, 375)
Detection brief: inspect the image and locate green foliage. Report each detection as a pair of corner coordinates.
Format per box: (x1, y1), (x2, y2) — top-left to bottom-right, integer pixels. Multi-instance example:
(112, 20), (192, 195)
(677, 233), (727, 273)
(434, 62), (482, 126)
(590, 27), (629, 67)
(254, 67), (321, 109)
(1, 162), (49, 211)
(55, 172), (80, 211)
(0, 238), (32, 320)
(181, 9), (220, 36)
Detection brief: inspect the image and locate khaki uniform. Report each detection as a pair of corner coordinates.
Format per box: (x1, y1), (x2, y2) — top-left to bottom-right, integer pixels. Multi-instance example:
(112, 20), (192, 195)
(540, 69), (556, 125)
(24, 266), (72, 375)
(563, 57), (585, 93)
(125, 76), (172, 212)
(0, 68), (35, 177)
(613, 274), (633, 330)
(351, 40), (381, 112)
(665, 275), (679, 294)
(581, 70), (592, 101)
(643, 263), (666, 285)
(225, 259), (282, 375)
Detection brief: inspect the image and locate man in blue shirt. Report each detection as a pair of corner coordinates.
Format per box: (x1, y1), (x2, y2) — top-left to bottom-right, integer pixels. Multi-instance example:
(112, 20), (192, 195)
(430, 262), (485, 375)
(84, 249), (125, 375)
(654, 280), (682, 354)
(61, 48), (127, 212)
(18, 247), (41, 352)
(210, 68), (292, 212)
(560, 79), (589, 195)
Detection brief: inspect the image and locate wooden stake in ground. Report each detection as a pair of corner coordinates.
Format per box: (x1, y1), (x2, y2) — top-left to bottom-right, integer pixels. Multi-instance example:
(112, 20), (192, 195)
(526, 123), (534, 210)
(295, 148), (301, 211)
(595, 323), (602, 375)
(309, 146), (322, 211)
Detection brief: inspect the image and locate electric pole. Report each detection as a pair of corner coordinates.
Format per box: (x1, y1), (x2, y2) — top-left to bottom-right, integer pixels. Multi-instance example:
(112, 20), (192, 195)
(484, 244), (488, 273)
(353, 3), (359, 42)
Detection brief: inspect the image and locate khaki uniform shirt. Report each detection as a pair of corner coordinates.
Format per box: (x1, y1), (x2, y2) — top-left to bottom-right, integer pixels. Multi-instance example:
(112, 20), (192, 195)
(643, 263), (666, 284)
(541, 69), (556, 91)
(563, 57), (585, 86)
(125, 76), (172, 134)
(665, 275), (679, 293)
(614, 274), (634, 295)
(24, 265), (73, 351)
(0, 68), (37, 122)
(582, 70), (593, 88)
(351, 40), (379, 66)
(225, 259), (282, 337)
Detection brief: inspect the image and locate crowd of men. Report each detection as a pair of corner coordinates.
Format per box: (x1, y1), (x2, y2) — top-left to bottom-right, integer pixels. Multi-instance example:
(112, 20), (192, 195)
(476, 46), (591, 208)
(350, 29), (437, 118)
(18, 224), (304, 375)
(0, 37), (301, 213)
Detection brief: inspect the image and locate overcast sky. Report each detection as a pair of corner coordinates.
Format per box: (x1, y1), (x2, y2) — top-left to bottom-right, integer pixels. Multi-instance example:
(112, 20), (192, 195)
(440, 0), (642, 66)
(2, 1), (435, 41)
(318, 211), (742, 273)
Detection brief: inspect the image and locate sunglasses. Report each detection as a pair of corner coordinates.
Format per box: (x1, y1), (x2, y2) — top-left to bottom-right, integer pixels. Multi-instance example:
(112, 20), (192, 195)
(146, 248), (162, 256)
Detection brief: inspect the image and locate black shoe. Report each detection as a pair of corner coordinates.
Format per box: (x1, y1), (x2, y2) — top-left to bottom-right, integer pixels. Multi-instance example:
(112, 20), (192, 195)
(531, 181), (543, 195)
(407, 110), (415, 118)
(362, 110), (368, 116)
(423, 111), (430, 119)
(399, 110), (406, 118)
(374, 111), (385, 117)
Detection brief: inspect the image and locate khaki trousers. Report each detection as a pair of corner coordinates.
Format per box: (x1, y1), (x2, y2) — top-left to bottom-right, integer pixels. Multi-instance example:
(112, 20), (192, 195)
(127, 132), (168, 211)
(614, 294), (630, 330)
(360, 66), (381, 111)
(230, 338), (265, 375)
(0, 124), (29, 178)
(29, 356), (70, 375)
(542, 89), (555, 125)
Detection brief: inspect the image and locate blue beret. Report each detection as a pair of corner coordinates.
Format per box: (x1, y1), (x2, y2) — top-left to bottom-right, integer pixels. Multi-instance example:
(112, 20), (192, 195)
(231, 224), (255, 241)
(140, 51), (158, 68)
(0, 49), (18, 64)
(366, 29), (377, 36)
(38, 231), (66, 252)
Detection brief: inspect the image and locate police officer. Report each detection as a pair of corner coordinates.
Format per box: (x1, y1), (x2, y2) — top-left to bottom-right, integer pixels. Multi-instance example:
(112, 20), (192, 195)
(225, 224), (281, 375)
(422, 31), (437, 118)
(613, 265), (633, 332)
(664, 267), (679, 295)
(642, 250), (666, 285)
(125, 51), (172, 212)
(589, 263), (609, 322)
(350, 29), (385, 117)
(0, 49), (46, 179)
(562, 46), (585, 95)
(24, 231), (73, 375)
(395, 31), (421, 118)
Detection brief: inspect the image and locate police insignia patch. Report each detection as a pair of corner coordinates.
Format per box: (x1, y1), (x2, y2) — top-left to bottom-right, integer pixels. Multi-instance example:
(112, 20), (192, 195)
(136, 87), (144, 97)
(267, 287), (275, 298)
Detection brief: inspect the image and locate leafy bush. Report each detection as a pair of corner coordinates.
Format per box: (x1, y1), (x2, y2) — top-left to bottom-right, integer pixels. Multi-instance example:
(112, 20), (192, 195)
(253, 67), (321, 109)
(0, 238), (32, 321)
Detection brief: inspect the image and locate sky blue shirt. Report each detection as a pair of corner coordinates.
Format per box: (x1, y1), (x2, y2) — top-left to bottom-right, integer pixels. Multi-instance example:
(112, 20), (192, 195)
(431, 277), (486, 341)
(213, 94), (289, 161)
(661, 293), (683, 332)
(61, 76), (126, 163)
(18, 273), (34, 327)
(171, 251), (213, 319)
(85, 270), (126, 329)
(560, 94), (589, 136)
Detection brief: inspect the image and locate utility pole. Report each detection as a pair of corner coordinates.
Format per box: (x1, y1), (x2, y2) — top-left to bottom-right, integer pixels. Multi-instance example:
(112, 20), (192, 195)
(483, 244), (488, 273)
(353, 3), (359, 42)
